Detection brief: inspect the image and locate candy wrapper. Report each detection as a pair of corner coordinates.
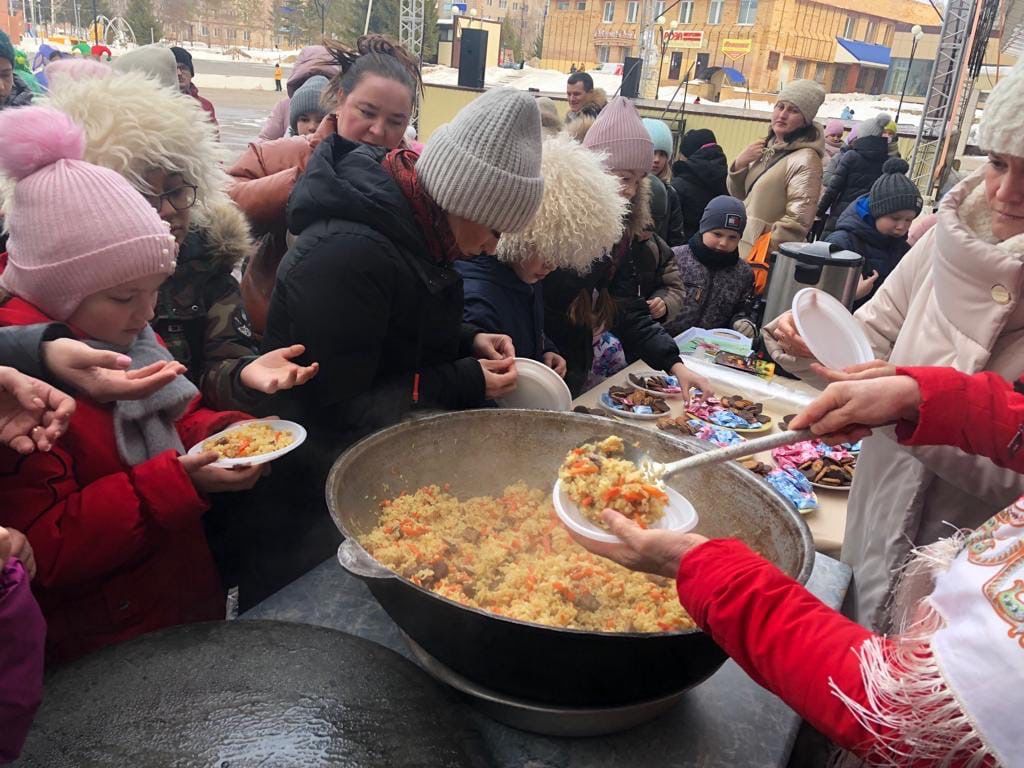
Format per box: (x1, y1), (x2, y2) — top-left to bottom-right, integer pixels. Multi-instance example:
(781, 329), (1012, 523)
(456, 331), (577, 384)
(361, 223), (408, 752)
(764, 468), (818, 511)
(771, 439), (855, 469)
(684, 419), (745, 447)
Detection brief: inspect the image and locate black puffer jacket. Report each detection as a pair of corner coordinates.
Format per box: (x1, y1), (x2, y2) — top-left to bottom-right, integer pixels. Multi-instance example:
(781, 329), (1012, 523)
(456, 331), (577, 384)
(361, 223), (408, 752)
(543, 243), (684, 396)
(263, 135), (486, 449)
(817, 135), (890, 236)
(671, 144), (730, 241)
(0, 76), (34, 111)
(825, 195), (910, 308)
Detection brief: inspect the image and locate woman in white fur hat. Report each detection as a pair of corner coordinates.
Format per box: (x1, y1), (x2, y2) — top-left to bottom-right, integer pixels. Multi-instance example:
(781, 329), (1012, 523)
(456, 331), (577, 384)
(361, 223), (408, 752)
(456, 132), (627, 378)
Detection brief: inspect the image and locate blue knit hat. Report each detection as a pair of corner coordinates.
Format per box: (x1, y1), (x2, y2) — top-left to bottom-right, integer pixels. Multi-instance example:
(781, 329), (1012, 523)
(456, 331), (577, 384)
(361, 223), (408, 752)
(289, 74), (328, 135)
(641, 118), (673, 156)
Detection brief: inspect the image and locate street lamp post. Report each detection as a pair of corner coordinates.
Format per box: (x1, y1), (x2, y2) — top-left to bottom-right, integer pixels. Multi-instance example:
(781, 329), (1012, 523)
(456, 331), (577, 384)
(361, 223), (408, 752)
(656, 17), (677, 93)
(92, 0), (99, 44)
(895, 24), (924, 126)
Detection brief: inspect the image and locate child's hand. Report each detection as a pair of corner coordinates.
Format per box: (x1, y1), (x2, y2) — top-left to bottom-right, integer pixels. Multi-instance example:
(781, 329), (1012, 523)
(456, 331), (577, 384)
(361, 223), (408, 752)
(647, 297), (667, 319)
(0, 527), (36, 579)
(856, 270), (879, 300)
(240, 345), (319, 394)
(179, 451), (267, 494)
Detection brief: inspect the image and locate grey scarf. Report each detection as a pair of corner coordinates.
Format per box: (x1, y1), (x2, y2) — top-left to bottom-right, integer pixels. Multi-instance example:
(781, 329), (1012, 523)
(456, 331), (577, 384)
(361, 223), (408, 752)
(89, 326), (199, 466)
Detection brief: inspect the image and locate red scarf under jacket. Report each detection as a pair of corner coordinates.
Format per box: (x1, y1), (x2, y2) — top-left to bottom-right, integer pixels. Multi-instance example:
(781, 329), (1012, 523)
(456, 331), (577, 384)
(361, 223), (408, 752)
(381, 149), (462, 264)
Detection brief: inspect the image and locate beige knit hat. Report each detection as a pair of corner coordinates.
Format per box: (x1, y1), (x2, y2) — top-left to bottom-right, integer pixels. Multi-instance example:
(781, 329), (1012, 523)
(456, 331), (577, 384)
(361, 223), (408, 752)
(417, 87), (544, 234)
(978, 60), (1024, 158)
(582, 96), (653, 174)
(497, 133), (626, 272)
(777, 79), (826, 124)
(110, 44), (178, 90)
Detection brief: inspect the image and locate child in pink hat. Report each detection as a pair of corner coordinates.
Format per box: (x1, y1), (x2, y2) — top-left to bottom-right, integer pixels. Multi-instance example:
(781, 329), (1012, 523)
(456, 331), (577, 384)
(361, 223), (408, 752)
(0, 106), (263, 665)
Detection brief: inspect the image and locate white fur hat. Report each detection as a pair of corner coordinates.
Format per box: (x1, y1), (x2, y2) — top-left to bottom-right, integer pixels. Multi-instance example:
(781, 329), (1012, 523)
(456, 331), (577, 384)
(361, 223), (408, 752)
(978, 60), (1024, 158)
(496, 133), (626, 272)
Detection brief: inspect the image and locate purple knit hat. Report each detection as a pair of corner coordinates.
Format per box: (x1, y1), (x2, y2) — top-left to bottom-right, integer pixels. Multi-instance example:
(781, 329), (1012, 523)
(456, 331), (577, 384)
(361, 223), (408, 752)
(582, 96), (653, 175)
(0, 107), (177, 322)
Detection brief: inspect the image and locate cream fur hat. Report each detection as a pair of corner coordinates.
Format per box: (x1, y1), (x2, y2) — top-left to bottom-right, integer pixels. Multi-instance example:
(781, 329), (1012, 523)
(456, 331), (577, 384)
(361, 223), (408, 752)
(978, 60), (1024, 158)
(38, 69), (233, 223)
(497, 133), (626, 272)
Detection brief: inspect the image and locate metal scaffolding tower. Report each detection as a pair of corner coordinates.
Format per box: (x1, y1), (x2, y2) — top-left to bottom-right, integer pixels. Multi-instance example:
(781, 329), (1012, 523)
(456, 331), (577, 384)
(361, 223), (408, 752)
(400, 0), (425, 58)
(907, 0), (978, 200)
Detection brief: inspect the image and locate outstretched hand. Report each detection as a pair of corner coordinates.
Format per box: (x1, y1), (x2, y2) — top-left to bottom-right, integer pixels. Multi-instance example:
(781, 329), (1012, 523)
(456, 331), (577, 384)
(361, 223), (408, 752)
(0, 366), (76, 454)
(42, 338), (186, 403)
(240, 344), (319, 394)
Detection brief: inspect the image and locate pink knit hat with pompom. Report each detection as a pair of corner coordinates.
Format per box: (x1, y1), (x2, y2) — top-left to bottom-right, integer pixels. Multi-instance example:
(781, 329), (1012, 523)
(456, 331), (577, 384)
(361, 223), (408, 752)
(0, 107), (177, 322)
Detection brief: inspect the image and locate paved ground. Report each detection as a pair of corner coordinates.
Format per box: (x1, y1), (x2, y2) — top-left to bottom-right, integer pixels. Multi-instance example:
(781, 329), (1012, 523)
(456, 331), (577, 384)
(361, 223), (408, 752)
(203, 88), (285, 158)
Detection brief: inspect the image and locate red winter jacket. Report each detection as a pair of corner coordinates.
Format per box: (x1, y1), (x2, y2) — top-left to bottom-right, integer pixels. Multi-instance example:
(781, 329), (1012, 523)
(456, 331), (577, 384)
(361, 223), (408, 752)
(676, 366), (1022, 765)
(188, 83), (218, 126)
(0, 298), (249, 665)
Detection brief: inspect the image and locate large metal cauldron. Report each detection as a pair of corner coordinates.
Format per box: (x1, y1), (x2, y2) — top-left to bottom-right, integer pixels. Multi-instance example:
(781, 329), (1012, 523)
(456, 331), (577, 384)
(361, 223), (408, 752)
(327, 410), (814, 709)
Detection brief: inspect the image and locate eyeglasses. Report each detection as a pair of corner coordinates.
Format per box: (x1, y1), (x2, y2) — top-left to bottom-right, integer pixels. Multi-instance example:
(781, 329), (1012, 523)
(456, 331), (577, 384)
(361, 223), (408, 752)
(144, 184), (198, 212)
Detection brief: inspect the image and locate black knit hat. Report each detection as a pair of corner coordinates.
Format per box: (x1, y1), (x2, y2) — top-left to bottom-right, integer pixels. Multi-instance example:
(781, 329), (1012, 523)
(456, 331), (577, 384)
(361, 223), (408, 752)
(680, 128), (716, 158)
(868, 158), (923, 218)
(170, 46), (194, 76)
(699, 195), (747, 235)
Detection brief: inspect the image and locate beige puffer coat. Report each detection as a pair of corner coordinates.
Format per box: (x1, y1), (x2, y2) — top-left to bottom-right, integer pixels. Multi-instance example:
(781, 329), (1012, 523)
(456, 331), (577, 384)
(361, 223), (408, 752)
(727, 128), (825, 259)
(764, 170), (1024, 631)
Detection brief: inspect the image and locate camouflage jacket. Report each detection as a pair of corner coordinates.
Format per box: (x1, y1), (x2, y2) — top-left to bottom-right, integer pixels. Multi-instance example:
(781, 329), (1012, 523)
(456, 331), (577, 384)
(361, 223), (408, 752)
(152, 203), (262, 411)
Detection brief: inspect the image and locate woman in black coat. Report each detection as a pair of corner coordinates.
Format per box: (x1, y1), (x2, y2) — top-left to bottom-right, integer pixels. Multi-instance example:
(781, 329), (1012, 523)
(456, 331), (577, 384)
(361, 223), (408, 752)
(816, 113), (893, 237)
(670, 129), (730, 241)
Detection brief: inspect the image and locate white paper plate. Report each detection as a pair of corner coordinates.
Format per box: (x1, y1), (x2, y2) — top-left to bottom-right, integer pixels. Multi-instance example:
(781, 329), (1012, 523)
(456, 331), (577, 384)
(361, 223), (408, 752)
(188, 419), (307, 468)
(553, 481), (699, 544)
(791, 288), (873, 371)
(809, 480), (851, 493)
(598, 392), (666, 421)
(496, 357), (572, 411)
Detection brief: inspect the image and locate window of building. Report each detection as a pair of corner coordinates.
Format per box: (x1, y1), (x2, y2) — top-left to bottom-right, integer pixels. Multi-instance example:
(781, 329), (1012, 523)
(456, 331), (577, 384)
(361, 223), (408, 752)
(865, 19), (878, 43)
(498, 0), (507, 8)
(814, 61), (826, 83)
(883, 24), (894, 46)
(794, 60), (806, 79)
(626, 1), (638, 23)
(201, 24), (208, 35)
(243, 29), (251, 41)
(678, 0), (692, 23)
(842, 15), (856, 38)
(767, 50), (779, 70)
(513, 2), (519, 9)
(229, 27), (237, 38)
(738, 0), (757, 24)
(576, 1), (586, 8)
(556, 0), (567, 6)
(597, 45), (611, 63)
(707, 0), (723, 25)
(603, 0), (614, 21)
(439, 26), (453, 41)
(654, 0), (665, 18)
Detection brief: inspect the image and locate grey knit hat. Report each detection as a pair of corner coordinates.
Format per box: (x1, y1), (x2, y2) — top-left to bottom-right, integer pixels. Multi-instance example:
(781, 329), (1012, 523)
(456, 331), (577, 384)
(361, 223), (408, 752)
(290, 75), (328, 134)
(777, 79), (826, 124)
(417, 87), (544, 234)
(857, 112), (893, 140)
(111, 45), (178, 90)
(699, 195), (747, 235)
(868, 158), (923, 218)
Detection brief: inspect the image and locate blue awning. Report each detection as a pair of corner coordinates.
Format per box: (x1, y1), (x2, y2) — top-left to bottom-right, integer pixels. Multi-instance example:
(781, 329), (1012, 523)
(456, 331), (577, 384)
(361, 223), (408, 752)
(835, 37), (891, 67)
(704, 66), (746, 85)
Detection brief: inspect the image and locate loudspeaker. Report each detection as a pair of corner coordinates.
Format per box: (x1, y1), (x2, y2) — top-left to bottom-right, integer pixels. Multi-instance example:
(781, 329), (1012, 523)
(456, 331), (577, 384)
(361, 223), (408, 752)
(458, 29), (487, 89)
(621, 56), (642, 98)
